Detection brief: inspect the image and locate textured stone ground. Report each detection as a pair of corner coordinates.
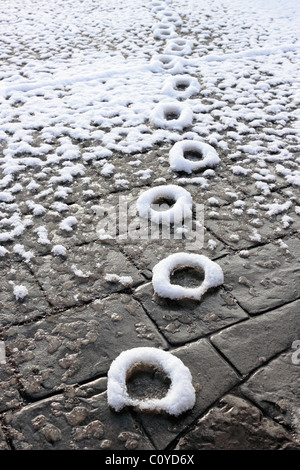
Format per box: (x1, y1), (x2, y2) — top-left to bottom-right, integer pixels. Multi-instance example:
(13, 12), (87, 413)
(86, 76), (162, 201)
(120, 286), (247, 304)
(0, 0), (299, 451)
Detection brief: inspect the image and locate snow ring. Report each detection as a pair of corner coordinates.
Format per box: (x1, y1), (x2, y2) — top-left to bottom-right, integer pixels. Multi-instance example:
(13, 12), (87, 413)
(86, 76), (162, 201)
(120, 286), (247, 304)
(164, 38), (193, 56)
(169, 140), (220, 174)
(149, 54), (184, 75)
(136, 184), (193, 224)
(150, 101), (193, 131)
(162, 75), (200, 99)
(107, 347), (196, 416)
(152, 22), (178, 40)
(152, 252), (224, 300)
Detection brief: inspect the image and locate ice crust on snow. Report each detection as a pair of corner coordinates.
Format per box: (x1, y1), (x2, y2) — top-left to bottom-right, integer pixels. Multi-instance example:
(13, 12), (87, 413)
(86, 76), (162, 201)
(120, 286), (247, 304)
(107, 347), (196, 416)
(152, 252), (224, 301)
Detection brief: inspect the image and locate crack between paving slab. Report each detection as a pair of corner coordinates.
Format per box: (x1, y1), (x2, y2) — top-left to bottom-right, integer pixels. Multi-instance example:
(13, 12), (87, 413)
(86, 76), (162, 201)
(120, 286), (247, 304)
(165, 342), (299, 450)
(236, 294), (300, 318)
(164, 378), (243, 450)
(132, 293), (174, 347)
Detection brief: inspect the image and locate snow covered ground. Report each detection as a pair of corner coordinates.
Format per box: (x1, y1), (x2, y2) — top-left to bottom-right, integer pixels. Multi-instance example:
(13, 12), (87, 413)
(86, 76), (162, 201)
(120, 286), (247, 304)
(0, 0), (299, 262)
(0, 0), (300, 448)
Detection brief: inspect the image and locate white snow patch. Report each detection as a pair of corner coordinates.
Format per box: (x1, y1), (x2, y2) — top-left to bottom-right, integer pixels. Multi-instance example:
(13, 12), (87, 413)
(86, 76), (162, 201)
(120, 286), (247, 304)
(59, 216), (78, 231)
(107, 347), (195, 416)
(152, 252), (224, 301)
(51, 244), (67, 257)
(104, 273), (133, 287)
(149, 101), (193, 131)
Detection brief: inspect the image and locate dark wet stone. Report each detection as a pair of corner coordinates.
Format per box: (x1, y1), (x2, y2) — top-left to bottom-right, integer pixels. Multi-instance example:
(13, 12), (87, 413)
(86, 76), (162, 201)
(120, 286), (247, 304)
(4, 293), (167, 398)
(0, 260), (50, 327)
(137, 339), (239, 449)
(29, 240), (143, 308)
(211, 299), (300, 375)
(175, 394), (300, 450)
(135, 281), (248, 344)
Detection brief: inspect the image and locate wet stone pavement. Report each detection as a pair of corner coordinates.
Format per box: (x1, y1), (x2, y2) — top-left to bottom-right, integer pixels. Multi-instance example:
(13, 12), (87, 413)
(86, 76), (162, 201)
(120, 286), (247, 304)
(0, 0), (300, 452)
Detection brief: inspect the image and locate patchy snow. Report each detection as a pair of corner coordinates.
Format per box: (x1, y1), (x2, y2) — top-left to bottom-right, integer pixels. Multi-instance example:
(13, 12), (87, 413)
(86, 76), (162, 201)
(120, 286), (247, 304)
(107, 347), (196, 416)
(149, 101), (194, 131)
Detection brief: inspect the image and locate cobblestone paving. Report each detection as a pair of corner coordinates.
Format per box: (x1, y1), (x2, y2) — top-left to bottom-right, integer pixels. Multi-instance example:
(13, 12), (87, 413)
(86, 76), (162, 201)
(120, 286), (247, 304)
(0, 0), (299, 451)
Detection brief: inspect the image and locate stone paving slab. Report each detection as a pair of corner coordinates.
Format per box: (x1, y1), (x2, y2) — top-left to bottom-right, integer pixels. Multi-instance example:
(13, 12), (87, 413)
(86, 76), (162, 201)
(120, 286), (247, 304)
(136, 339), (240, 449)
(121, 234), (229, 280)
(0, 0), (299, 452)
(0, 259), (50, 327)
(205, 199), (300, 250)
(134, 281), (248, 345)
(29, 241), (143, 309)
(240, 349), (300, 442)
(211, 299), (300, 375)
(218, 236), (300, 314)
(174, 393), (300, 450)
(6, 387), (155, 450)
(2, 338), (240, 450)
(3, 293), (168, 399)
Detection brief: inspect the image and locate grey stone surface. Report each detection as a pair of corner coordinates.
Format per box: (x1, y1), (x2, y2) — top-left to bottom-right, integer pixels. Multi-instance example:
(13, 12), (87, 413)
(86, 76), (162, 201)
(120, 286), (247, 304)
(240, 349), (300, 442)
(219, 236), (300, 314)
(137, 339), (240, 449)
(175, 393), (300, 450)
(4, 293), (168, 398)
(0, 260), (50, 327)
(211, 299), (300, 375)
(134, 281), (248, 345)
(205, 196), (300, 250)
(29, 241), (143, 308)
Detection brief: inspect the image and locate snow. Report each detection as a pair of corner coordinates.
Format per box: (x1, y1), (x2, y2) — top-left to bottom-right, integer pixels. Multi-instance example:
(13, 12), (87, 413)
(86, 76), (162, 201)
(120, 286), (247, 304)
(0, 246), (9, 257)
(13, 244), (34, 263)
(107, 347), (195, 416)
(0, 0), (299, 410)
(136, 184), (193, 225)
(152, 252), (224, 301)
(59, 216), (78, 232)
(149, 101), (193, 131)
(104, 273), (134, 287)
(51, 244), (67, 257)
(169, 139), (220, 173)
(162, 74), (200, 99)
